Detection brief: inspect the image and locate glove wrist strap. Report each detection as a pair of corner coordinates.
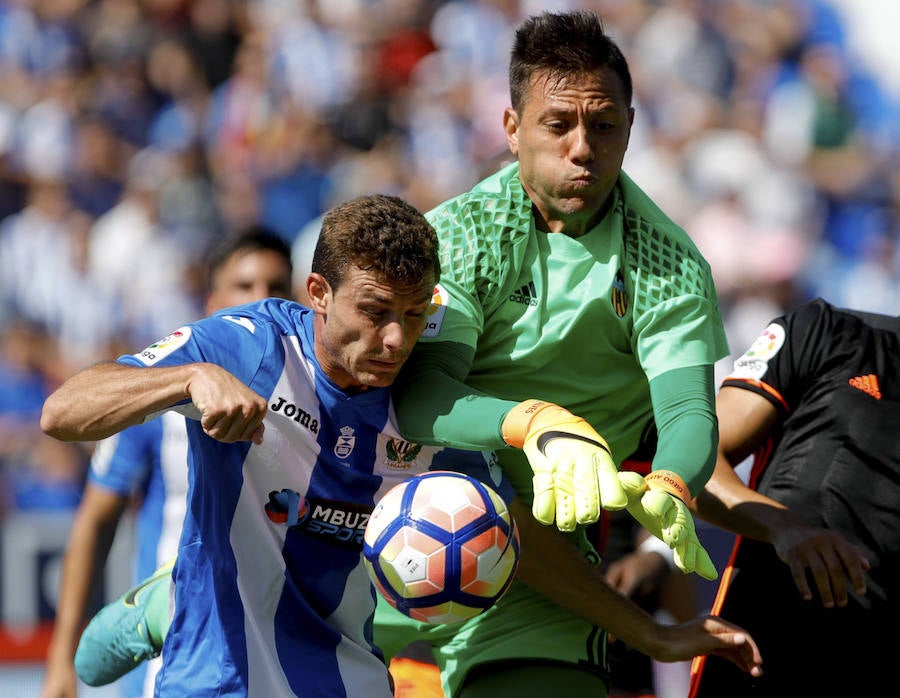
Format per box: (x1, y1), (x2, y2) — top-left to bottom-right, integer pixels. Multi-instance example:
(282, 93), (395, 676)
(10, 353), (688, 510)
(645, 470), (691, 502)
(501, 399), (552, 448)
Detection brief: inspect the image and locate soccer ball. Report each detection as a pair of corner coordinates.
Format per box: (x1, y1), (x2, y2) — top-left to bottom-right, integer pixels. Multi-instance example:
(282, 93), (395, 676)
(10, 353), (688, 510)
(363, 471), (520, 624)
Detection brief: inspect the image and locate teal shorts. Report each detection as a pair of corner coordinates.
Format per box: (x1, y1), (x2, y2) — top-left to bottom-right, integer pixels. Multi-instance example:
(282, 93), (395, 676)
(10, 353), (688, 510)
(375, 579), (610, 697)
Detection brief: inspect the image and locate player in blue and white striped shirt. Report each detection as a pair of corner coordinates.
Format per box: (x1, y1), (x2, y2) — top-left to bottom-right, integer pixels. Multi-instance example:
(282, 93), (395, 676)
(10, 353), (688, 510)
(42, 228), (295, 698)
(41, 195), (501, 698)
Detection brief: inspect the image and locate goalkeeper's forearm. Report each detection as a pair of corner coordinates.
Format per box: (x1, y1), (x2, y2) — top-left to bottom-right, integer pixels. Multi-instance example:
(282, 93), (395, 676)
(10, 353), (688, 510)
(392, 341), (518, 448)
(649, 365), (718, 496)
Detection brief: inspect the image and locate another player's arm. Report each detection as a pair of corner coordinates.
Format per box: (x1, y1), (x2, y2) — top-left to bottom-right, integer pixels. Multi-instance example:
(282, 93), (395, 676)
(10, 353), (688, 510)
(692, 385), (870, 607)
(41, 486), (127, 698)
(691, 385), (780, 537)
(510, 497), (763, 676)
(41, 360), (267, 444)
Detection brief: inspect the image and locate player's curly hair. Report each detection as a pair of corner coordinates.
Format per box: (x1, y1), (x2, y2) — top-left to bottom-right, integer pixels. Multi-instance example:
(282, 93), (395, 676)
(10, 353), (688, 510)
(312, 194), (440, 289)
(509, 10), (633, 112)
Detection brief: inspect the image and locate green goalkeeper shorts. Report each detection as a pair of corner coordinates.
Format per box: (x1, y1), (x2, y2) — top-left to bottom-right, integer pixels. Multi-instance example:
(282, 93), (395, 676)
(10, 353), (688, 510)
(375, 579), (610, 697)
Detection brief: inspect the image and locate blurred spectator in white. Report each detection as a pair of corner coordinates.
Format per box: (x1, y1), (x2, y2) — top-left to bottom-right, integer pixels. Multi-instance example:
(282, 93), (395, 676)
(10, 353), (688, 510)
(86, 148), (198, 350)
(144, 36), (221, 257)
(267, 0), (361, 114)
(15, 69), (79, 182)
(426, 1), (523, 176)
(404, 50), (486, 208)
(682, 125), (816, 377)
(0, 177), (118, 370)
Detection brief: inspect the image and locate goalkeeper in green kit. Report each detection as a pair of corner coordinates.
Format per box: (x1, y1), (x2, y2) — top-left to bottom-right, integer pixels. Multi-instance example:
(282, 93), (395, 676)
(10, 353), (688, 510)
(377, 10), (762, 698)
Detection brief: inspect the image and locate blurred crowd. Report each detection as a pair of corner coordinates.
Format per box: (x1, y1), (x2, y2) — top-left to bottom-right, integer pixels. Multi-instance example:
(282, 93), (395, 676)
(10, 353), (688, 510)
(1, 0), (899, 516)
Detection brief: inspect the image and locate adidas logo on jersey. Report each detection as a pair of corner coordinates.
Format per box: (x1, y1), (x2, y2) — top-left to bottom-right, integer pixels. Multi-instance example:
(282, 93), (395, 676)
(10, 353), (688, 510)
(509, 281), (538, 306)
(849, 374), (881, 399)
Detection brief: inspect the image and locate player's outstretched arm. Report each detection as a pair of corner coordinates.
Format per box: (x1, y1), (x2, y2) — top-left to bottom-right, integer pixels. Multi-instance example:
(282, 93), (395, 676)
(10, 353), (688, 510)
(41, 361), (267, 444)
(42, 361), (193, 440)
(694, 386), (870, 606)
(654, 615), (763, 676)
(510, 498), (762, 676)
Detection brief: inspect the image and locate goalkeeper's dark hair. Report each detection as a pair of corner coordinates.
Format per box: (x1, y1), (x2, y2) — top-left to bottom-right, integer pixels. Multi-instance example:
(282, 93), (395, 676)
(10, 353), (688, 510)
(312, 194), (440, 289)
(509, 10), (633, 112)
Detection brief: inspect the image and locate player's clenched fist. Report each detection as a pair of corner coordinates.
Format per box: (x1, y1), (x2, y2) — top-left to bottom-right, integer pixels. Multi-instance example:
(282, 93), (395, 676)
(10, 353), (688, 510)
(502, 400), (627, 532)
(619, 470), (718, 580)
(186, 363), (268, 444)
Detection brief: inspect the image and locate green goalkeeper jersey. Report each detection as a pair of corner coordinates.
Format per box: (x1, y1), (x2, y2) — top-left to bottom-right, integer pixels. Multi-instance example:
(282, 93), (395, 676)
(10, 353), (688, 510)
(380, 162), (730, 695)
(402, 161), (728, 502)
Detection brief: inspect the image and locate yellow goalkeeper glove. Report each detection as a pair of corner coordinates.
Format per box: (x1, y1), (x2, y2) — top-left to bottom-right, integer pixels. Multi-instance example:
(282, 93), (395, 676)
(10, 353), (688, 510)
(619, 470), (718, 580)
(502, 400), (627, 532)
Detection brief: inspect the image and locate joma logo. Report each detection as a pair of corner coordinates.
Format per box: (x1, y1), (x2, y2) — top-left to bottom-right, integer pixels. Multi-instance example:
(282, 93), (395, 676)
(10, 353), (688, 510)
(270, 396), (319, 433)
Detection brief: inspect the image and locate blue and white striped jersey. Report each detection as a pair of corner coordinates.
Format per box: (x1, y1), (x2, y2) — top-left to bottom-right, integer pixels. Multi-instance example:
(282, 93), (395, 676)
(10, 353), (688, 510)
(119, 298), (502, 697)
(88, 411), (189, 698)
(89, 411), (189, 585)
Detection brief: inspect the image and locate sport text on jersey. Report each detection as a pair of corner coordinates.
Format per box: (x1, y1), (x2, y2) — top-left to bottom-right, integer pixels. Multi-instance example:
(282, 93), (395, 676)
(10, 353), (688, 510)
(265, 489), (372, 549)
(270, 396), (319, 433)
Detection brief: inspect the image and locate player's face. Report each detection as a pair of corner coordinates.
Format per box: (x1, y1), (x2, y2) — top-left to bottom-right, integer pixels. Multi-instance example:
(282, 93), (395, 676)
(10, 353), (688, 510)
(206, 249), (293, 313)
(504, 67), (634, 236)
(309, 265), (435, 391)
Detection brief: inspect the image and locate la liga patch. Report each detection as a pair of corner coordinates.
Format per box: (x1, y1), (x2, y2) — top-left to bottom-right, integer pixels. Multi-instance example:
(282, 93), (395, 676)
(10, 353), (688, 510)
(134, 327), (192, 366)
(422, 283), (449, 338)
(730, 322), (785, 380)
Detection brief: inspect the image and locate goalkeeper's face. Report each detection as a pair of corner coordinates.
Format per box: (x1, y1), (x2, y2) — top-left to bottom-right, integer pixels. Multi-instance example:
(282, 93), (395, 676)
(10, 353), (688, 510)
(503, 67), (633, 237)
(309, 265), (436, 392)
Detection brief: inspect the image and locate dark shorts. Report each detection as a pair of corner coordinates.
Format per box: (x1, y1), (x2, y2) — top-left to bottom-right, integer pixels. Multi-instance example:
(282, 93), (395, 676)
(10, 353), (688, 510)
(692, 539), (896, 697)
